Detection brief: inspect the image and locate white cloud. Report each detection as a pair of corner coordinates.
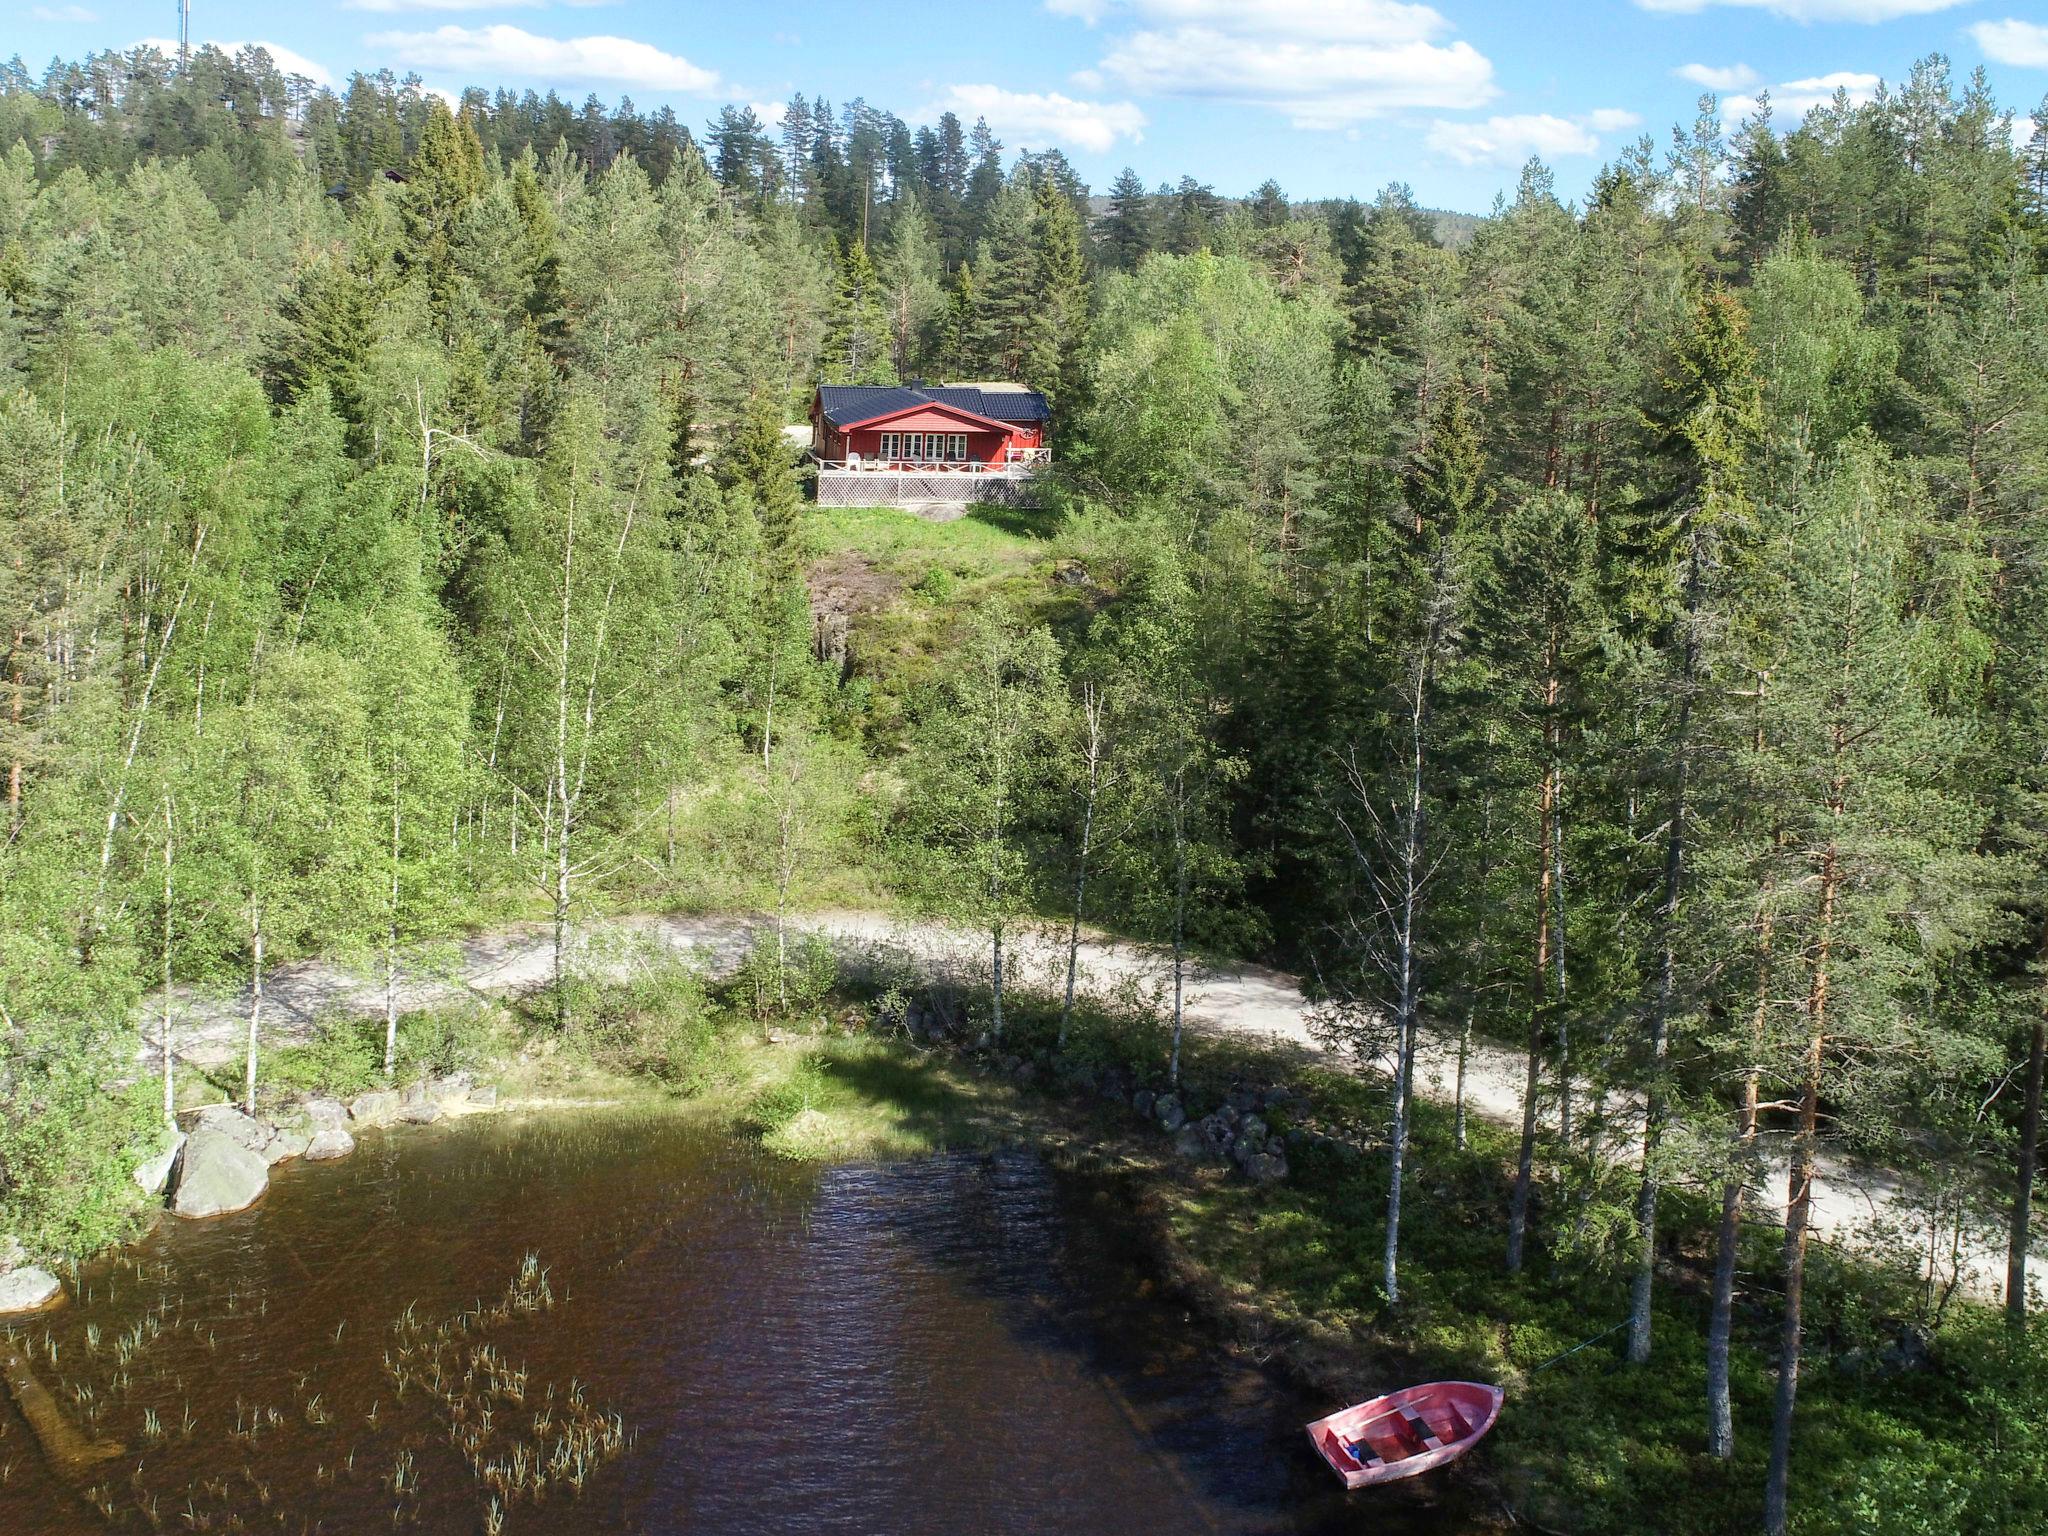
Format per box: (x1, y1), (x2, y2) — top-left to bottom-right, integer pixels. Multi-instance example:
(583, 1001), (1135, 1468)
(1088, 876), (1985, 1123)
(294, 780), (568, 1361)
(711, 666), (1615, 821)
(1426, 111), (1634, 168)
(1726, 69), (1883, 121)
(137, 37), (332, 86)
(364, 25), (722, 93)
(345, 0), (540, 12)
(1972, 20), (2048, 68)
(926, 84), (1145, 152)
(1061, 0), (1496, 128)
(1675, 62), (1761, 91)
(31, 5), (99, 21)
(1634, 0), (1965, 21)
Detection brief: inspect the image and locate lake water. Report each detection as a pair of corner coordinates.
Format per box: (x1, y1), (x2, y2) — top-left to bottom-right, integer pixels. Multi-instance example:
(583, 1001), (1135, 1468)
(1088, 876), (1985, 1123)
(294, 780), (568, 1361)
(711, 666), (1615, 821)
(3, 1108), (1489, 1533)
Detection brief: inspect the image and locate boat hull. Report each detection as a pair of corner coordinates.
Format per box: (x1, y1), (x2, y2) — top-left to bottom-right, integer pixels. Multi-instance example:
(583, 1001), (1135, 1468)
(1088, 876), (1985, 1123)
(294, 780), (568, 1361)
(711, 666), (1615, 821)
(1306, 1380), (1503, 1489)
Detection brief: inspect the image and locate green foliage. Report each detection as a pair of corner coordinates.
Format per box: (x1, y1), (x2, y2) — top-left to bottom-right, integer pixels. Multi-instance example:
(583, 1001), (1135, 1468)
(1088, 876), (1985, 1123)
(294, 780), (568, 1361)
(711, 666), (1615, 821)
(733, 930), (839, 1021)
(0, 1045), (158, 1258)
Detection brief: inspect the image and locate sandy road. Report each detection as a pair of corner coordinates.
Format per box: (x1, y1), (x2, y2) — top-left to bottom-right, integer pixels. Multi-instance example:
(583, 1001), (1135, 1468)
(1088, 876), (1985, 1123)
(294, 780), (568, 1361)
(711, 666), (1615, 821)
(145, 907), (2026, 1303)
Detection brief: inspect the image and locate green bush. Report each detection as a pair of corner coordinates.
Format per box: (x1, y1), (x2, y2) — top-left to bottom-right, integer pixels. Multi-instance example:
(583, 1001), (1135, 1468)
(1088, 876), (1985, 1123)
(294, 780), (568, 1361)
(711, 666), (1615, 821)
(265, 1023), (382, 1100)
(733, 928), (838, 1021)
(562, 943), (737, 1090)
(264, 1007), (497, 1100)
(0, 1039), (158, 1258)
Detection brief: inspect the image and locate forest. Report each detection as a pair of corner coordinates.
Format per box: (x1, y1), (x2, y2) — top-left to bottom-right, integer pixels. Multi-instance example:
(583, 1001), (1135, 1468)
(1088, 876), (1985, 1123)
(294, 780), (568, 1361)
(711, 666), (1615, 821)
(3, 40), (2048, 1536)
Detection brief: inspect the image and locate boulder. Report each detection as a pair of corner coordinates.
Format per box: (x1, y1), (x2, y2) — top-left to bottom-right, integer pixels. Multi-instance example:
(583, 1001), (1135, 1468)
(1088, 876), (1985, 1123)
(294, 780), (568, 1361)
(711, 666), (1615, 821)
(1199, 1113), (1236, 1154)
(400, 1078), (430, 1107)
(1171, 1125), (1209, 1161)
(468, 1083), (499, 1108)
(1155, 1095), (1186, 1133)
(431, 1071), (475, 1105)
(1241, 1115), (1269, 1144)
(1248, 1149), (1289, 1184)
(303, 1126), (355, 1162)
(1226, 1088), (1256, 1116)
(1132, 1089), (1155, 1120)
(396, 1101), (442, 1125)
(349, 1089), (402, 1126)
(261, 1127), (309, 1166)
(133, 1131), (187, 1198)
(0, 1266), (62, 1314)
(301, 1098), (349, 1131)
(170, 1129), (269, 1218)
(191, 1104), (272, 1156)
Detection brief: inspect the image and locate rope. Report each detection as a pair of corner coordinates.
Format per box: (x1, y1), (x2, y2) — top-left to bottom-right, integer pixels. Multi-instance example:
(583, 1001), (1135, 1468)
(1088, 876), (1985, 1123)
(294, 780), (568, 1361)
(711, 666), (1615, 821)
(1530, 1319), (1630, 1374)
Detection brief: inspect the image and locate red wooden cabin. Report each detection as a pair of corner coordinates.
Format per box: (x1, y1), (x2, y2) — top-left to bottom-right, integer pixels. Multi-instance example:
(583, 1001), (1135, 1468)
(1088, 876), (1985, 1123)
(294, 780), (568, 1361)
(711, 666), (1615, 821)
(810, 382), (1049, 471)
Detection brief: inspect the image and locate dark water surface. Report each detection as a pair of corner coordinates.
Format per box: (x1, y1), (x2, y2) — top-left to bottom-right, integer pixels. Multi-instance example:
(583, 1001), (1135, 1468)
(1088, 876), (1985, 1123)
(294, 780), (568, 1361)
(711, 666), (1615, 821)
(4, 1109), (1488, 1533)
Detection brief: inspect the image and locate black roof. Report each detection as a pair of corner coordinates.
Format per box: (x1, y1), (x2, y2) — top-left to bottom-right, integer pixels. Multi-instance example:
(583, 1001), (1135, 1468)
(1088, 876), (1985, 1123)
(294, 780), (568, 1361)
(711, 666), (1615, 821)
(816, 383), (1050, 427)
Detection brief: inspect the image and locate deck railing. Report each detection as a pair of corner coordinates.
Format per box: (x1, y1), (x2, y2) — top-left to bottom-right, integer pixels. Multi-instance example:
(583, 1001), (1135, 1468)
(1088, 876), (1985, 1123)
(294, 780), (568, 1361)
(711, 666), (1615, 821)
(813, 454), (1047, 510)
(813, 446), (1049, 474)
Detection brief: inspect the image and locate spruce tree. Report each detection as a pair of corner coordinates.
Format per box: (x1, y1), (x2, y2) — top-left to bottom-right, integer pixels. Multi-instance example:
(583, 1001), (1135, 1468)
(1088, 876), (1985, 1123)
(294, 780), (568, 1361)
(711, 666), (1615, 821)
(1100, 167), (1156, 273)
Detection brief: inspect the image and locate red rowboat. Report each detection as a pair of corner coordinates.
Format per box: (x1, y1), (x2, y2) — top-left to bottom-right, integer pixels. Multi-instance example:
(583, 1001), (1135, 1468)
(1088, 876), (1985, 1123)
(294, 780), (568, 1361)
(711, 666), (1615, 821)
(1306, 1380), (1503, 1488)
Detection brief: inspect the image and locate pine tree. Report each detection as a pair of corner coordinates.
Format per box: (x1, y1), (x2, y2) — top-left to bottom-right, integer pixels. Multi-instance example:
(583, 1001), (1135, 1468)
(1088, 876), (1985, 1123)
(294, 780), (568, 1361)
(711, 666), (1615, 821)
(823, 237), (894, 384)
(399, 98), (487, 317)
(1615, 286), (1764, 1365)
(1024, 169), (1090, 416)
(1470, 489), (1599, 1272)
(1100, 167), (1157, 272)
(875, 192), (944, 378)
(1320, 383), (1488, 1305)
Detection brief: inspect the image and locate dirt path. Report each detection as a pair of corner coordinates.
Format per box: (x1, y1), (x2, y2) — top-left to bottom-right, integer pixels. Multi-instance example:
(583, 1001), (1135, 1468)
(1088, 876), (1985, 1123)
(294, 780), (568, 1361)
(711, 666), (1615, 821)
(145, 907), (2022, 1303)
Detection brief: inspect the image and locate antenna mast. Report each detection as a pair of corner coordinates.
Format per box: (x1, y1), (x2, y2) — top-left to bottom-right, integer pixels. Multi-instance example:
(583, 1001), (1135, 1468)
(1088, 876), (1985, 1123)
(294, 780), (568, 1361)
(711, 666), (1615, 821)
(178, 1), (191, 65)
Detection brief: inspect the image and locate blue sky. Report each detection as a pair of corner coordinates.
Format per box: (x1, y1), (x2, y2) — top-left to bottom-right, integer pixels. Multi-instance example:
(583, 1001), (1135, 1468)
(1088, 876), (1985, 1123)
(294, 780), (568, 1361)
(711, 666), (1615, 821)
(16, 1), (2048, 211)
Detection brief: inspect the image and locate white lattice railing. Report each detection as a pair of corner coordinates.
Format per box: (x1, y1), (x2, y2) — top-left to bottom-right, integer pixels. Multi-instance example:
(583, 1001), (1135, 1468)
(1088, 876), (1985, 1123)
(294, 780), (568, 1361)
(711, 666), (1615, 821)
(814, 453), (1047, 474)
(815, 466), (1043, 509)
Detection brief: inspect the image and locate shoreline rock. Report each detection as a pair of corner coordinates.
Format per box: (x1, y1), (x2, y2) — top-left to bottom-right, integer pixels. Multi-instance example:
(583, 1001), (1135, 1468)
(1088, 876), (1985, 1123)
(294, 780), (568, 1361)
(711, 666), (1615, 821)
(170, 1128), (269, 1219)
(0, 1266), (63, 1315)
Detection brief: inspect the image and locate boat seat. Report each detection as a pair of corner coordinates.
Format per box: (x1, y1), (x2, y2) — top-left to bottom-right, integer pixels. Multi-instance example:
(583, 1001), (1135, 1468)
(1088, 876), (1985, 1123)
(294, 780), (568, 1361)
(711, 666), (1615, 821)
(1320, 1429), (1362, 1471)
(1442, 1403), (1473, 1442)
(1404, 1411), (1445, 1451)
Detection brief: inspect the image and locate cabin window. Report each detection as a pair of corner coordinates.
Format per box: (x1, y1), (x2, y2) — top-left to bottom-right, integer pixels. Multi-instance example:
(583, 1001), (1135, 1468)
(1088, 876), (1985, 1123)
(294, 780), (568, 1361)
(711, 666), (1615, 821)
(879, 432), (898, 459)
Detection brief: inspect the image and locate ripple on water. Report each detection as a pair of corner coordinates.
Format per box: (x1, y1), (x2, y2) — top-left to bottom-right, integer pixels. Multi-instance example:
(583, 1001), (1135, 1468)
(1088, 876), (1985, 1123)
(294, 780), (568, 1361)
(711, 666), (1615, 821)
(1, 1108), (1484, 1534)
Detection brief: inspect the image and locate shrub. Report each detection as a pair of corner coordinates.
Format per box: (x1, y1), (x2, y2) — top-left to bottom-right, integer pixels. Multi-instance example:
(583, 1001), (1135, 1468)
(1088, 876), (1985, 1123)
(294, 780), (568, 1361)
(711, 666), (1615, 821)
(0, 1039), (158, 1258)
(733, 928), (838, 1021)
(562, 940), (736, 1090)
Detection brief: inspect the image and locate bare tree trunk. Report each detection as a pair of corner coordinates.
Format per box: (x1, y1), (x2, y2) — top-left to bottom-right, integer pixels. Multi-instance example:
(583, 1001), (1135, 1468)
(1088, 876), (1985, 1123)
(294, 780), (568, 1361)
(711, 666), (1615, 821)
(1628, 547), (1703, 1365)
(384, 752), (400, 1077)
(1455, 1007), (1473, 1152)
(991, 924), (1005, 1041)
(1707, 916), (1770, 1456)
(1765, 830), (1839, 1536)
(159, 794), (176, 1128)
(243, 899), (264, 1116)
(1551, 760), (1571, 1149)
(1508, 750), (1556, 1272)
(1384, 617), (1439, 1306)
(2010, 960), (2046, 1329)
(1060, 684), (1105, 1049)
(89, 526), (206, 955)
(1168, 767), (1189, 1087)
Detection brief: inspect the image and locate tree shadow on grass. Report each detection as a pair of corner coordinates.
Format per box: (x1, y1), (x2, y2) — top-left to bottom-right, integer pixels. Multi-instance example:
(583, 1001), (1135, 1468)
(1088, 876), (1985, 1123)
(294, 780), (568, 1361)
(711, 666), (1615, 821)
(965, 504), (1053, 540)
